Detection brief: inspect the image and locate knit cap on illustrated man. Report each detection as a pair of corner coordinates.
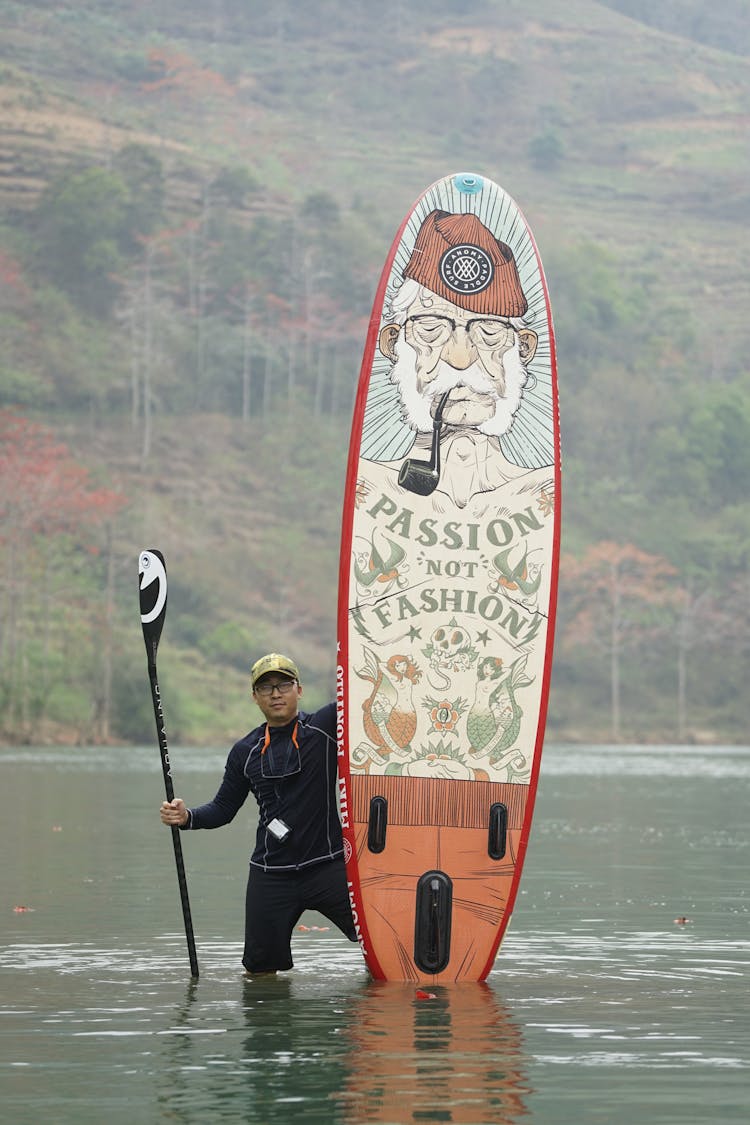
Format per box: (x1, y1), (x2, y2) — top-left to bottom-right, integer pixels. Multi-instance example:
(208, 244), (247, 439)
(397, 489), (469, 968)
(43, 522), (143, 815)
(402, 209), (528, 317)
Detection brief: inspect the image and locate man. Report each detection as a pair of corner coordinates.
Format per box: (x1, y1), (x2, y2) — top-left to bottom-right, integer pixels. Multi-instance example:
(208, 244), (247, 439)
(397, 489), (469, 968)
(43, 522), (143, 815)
(160, 653), (357, 975)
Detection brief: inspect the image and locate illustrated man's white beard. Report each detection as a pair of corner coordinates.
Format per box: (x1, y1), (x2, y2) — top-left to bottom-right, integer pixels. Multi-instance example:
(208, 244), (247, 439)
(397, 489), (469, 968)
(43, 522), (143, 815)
(389, 339), (528, 439)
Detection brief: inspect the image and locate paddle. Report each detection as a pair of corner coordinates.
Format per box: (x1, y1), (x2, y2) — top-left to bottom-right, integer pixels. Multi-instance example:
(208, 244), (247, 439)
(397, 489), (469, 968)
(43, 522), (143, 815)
(139, 548), (199, 979)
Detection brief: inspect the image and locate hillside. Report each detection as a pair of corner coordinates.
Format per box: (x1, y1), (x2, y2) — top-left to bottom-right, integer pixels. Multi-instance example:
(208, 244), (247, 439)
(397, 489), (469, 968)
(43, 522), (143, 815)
(2, 1), (748, 319)
(0, 0), (748, 745)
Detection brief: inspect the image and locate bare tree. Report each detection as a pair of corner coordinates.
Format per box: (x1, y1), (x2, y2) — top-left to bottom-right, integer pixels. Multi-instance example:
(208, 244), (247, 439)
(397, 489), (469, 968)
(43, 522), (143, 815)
(563, 541), (679, 740)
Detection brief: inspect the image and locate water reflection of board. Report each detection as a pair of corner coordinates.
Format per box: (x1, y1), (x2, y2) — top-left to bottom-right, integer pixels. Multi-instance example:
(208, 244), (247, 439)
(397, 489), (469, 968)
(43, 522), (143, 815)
(340, 983), (527, 1122)
(337, 172), (560, 982)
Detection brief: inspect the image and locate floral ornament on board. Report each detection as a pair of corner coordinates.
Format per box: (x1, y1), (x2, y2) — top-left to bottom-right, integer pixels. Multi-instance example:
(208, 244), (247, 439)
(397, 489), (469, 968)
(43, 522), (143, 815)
(424, 695), (467, 735)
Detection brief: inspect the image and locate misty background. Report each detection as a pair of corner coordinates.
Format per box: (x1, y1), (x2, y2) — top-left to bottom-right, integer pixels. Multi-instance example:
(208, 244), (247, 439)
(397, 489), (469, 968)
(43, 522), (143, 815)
(0, 0), (748, 746)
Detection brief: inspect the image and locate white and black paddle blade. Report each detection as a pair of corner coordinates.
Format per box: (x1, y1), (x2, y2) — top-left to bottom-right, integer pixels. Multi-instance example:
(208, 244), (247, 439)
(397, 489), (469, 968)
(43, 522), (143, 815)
(139, 548), (167, 662)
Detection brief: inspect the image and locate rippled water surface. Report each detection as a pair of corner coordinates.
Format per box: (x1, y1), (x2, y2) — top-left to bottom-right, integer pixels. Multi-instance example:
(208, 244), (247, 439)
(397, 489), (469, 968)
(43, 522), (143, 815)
(1, 744), (747, 1123)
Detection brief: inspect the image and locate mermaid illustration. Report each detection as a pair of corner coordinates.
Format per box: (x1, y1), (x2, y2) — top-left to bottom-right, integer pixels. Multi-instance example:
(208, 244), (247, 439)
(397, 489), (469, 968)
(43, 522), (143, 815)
(467, 654), (534, 780)
(354, 649), (422, 765)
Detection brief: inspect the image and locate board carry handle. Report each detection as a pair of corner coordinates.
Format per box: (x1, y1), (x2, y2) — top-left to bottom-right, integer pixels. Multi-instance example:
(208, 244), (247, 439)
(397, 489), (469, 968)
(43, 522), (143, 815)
(367, 796), (388, 853)
(488, 802), (508, 860)
(414, 869), (453, 974)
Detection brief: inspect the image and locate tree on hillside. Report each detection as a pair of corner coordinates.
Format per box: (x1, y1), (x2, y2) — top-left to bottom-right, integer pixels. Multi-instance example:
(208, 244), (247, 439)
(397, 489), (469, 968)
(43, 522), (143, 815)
(528, 127), (565, 171)
(0, 247), (46, 407)
(112, 143), (166, 248)
(0, 411), (126, 739)
(562, 541), (679, 740)
(35, 166), (130, 315)
(116, 222), (191, 460)
(33, 146), (166, 319)
(673, 580), (725, 742)
(642, 375), (750, 515)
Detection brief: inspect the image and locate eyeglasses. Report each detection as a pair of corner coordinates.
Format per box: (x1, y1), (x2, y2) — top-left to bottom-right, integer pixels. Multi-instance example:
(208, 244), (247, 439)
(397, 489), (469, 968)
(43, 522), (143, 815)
(255, 680), (297, 698)
(405, 314), (514, 350)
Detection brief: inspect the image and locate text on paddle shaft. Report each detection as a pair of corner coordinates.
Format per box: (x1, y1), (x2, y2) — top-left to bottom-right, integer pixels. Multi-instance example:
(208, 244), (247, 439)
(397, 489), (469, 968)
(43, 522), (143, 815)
(153, 682), (172, 777)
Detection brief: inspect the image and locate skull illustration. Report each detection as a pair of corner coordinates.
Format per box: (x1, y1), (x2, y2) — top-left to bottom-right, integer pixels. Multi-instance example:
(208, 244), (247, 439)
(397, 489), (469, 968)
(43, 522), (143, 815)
(430, 624), (468, 665)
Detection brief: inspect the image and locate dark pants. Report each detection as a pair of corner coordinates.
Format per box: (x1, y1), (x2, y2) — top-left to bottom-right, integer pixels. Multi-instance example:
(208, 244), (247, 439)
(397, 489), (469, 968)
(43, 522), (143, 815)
(242, 855), (357, 973)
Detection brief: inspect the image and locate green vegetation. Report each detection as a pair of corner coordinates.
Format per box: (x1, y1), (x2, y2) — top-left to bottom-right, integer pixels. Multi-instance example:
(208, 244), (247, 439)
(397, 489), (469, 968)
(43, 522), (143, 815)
(0, 0), (748, 745)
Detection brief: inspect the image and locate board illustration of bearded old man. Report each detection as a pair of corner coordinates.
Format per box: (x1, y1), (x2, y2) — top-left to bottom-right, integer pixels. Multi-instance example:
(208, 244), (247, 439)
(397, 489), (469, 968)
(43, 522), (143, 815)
(351, 202), (557, 626)
(368, 209), (551, 511)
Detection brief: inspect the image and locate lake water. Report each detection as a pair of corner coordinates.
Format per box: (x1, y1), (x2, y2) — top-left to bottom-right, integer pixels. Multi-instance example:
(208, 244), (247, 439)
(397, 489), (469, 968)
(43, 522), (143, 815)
(1, 744), (747, 1124)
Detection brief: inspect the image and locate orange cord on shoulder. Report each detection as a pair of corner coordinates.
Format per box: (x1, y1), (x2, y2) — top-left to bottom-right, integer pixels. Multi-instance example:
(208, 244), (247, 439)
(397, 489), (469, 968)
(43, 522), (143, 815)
(261, 720), (299, 754)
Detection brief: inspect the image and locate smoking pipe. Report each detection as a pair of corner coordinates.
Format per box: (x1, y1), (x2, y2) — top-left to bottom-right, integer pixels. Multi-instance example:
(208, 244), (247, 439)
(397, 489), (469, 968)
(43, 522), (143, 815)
(398, 390), (452, 496)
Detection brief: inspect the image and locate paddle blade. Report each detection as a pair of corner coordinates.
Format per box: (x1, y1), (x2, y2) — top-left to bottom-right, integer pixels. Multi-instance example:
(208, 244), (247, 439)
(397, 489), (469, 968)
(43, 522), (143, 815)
(139, 549), (167, 662)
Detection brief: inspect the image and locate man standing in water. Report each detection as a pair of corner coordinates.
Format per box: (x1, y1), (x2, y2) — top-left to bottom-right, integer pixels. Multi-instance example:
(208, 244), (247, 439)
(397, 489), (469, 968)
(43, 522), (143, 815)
(160, 653), (358, 974)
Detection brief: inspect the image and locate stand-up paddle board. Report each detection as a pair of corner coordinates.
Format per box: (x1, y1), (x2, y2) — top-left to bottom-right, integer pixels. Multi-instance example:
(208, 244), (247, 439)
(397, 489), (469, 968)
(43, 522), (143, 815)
(337, 172), (560, 982)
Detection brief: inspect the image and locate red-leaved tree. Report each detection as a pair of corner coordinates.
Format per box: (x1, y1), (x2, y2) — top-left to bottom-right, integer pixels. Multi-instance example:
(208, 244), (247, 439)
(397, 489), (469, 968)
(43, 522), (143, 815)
(0, 410), (126, 738)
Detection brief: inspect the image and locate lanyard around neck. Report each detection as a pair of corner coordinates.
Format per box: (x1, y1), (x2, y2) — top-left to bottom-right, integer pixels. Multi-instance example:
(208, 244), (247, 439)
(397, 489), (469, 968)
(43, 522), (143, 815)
(261, 720), (299, 754)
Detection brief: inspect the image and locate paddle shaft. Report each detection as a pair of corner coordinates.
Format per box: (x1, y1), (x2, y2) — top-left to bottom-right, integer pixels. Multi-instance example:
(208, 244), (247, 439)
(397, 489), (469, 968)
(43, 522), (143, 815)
(147, 656), (200, 979)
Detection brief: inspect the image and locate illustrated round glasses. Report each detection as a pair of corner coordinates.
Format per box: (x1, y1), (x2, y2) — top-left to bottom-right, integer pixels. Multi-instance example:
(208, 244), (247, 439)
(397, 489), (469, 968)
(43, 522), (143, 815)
(405, 314), (515, 350)
(255, 680), (297, 698)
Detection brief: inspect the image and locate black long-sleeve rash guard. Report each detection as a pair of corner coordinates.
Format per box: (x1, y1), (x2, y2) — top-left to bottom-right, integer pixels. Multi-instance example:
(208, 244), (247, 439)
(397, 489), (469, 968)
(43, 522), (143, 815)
(183, 703), (345, 871)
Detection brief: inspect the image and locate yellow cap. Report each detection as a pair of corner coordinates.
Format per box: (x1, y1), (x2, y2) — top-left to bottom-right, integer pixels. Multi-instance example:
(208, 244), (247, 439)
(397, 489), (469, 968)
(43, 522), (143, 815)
(250, 652), (300, 689)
